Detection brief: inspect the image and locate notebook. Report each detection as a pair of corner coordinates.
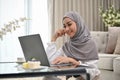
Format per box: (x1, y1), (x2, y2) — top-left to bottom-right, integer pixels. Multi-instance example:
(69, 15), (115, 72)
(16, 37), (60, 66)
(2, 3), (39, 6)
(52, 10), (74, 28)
(18, 34), (50, 67)
(18, 34), (72, 67)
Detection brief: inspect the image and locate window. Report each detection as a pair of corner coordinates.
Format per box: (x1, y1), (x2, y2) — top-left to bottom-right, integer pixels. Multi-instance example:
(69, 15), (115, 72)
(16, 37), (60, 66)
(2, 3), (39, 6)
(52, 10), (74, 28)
(0, 0), (49, 62)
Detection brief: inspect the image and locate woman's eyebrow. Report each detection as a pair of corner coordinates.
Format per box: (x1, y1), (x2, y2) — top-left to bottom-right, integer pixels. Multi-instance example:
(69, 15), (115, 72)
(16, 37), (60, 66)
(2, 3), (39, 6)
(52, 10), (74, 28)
(63, 21), (72, 25)
(67, 21), (72, 24)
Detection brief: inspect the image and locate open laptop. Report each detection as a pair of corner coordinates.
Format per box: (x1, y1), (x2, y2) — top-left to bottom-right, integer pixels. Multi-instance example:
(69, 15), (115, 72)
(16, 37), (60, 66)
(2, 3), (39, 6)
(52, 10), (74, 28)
(18, 34), (72, 67)
(18, 34), (50, 67)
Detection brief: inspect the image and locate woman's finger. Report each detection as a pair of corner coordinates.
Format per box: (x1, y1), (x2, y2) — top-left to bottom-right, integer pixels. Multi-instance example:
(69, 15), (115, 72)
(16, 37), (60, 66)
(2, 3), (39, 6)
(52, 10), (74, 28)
(52, 58), (61, 64)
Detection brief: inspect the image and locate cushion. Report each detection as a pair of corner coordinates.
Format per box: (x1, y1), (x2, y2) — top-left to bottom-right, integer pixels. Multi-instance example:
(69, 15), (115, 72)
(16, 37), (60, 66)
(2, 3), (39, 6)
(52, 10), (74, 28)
(90, 31), (108, 53)
(105, 27), (120, 54)
(114, 31), (120, 54)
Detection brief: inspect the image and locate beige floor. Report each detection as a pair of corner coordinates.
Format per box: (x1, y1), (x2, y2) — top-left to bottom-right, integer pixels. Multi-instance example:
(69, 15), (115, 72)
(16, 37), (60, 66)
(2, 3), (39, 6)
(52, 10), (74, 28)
(0, 76), (66, 80)
(100, 69), (120, 80)
(0, 77), (43, 80)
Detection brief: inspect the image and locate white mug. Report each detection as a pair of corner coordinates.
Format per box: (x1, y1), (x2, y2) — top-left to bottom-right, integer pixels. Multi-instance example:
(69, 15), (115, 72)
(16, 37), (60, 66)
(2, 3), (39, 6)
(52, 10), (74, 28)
(17, 57), (25, 62)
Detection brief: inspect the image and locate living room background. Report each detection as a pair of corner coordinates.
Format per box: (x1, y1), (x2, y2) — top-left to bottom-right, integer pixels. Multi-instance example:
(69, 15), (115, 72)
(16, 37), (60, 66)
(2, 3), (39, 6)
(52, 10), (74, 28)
(48, 0), (120, 48)
(0, 0), (119, 62)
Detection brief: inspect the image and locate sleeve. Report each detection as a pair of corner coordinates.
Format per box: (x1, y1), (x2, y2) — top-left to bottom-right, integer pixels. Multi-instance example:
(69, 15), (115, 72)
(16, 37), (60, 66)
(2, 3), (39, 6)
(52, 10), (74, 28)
(79, 60), (99, 67)
(46, 42), (64, 63)
(78, 61), (89, 66)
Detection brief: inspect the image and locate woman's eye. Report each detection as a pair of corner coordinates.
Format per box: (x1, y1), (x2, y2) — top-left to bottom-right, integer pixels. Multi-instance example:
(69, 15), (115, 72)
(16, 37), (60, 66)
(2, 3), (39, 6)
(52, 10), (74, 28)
(68, 23), (72, 26)
(63, 25), (66, 28)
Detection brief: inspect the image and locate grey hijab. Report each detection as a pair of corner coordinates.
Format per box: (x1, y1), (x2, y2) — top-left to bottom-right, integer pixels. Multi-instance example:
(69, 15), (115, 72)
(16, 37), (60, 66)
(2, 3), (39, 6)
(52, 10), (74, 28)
(62, 11), (98, 61)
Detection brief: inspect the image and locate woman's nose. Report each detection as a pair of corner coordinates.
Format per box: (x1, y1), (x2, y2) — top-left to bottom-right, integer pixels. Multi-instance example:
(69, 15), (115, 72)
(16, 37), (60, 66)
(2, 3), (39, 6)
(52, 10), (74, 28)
(65, 26), (69, 31)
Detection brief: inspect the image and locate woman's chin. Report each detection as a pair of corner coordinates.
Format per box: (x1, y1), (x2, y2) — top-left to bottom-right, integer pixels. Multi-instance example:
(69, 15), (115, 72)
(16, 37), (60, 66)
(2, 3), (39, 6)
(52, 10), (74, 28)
(66, 33), (74, 37)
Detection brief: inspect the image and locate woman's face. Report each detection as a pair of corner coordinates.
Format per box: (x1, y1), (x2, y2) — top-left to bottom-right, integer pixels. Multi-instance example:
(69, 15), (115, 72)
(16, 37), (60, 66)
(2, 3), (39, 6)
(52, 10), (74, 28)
(63, 17), (77, 38)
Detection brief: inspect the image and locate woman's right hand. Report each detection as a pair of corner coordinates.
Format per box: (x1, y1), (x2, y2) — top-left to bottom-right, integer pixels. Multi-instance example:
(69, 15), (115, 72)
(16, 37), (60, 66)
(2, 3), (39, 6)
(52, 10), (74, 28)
(51, 28), (66, 42)
(52, 56), (80, 66)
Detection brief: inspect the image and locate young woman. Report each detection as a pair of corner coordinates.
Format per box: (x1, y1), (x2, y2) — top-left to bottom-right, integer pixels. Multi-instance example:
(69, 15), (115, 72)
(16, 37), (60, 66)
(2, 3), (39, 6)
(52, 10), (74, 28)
(45, 11), (100, 80)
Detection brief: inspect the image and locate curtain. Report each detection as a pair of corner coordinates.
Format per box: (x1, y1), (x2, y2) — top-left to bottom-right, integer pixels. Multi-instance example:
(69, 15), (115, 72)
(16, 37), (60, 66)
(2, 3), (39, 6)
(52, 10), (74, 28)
(29, 0), (49, 48)
(48, 0), (120, 48)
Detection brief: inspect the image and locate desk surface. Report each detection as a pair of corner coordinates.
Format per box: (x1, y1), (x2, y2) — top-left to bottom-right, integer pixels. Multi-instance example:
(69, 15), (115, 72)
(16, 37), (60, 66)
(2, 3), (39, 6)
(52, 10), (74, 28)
(0, 62), (87, 78)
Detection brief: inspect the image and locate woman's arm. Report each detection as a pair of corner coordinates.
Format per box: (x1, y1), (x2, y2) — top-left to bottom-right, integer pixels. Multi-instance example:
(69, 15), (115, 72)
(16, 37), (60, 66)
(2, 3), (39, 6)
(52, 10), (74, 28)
(46, 28), (66, 63)
(51, 28), (66, 42)
(46, 42), (90, 66)
(46, 42), (80, 66)
(46, 42), (64, 63)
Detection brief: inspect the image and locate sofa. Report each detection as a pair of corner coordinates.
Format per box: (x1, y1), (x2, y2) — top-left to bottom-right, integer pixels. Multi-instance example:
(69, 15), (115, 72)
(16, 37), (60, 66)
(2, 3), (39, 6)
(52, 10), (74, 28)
(90, 31), (120, 73)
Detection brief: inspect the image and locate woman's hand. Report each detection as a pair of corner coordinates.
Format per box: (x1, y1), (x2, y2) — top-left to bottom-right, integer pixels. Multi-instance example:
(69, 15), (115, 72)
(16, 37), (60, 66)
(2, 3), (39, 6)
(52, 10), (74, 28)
(51, 28), (66, 42)
(52, 56), (80, 66)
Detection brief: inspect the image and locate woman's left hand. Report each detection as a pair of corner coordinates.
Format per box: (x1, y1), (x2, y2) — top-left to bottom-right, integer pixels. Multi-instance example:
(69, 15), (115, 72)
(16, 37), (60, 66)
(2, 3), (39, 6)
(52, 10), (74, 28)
(52, 56), (80, 66)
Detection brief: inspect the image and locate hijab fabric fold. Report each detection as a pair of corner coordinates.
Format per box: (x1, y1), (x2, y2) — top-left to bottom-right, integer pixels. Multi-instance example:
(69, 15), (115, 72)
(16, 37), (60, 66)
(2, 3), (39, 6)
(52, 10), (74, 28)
(62, 11), (98, 61)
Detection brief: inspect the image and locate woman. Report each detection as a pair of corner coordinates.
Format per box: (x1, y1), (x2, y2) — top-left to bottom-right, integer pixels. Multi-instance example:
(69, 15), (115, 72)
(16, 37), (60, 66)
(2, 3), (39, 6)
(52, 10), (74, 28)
(45, 11), (100, 80)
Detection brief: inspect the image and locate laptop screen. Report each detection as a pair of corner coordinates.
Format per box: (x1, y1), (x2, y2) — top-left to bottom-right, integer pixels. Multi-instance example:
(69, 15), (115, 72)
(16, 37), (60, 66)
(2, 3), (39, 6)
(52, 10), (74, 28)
(18, 34), (50, 67)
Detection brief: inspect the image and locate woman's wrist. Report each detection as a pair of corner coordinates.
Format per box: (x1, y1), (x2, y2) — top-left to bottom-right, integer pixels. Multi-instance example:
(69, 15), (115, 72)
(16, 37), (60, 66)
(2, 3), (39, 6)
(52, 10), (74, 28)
(51, 38), (56, 42)
(51, 33), (58, 42)
(51, 36), (57, 42)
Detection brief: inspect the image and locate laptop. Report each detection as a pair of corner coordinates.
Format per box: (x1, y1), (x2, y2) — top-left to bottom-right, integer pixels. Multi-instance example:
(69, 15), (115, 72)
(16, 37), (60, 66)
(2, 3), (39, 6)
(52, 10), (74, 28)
(18, 34), (72, 67)
(18, 34), (50, 67)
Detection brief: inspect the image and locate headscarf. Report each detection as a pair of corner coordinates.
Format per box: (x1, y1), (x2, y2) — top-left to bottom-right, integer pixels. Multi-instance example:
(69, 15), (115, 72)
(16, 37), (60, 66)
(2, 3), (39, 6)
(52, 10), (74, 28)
(62, 11), (98, 61)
